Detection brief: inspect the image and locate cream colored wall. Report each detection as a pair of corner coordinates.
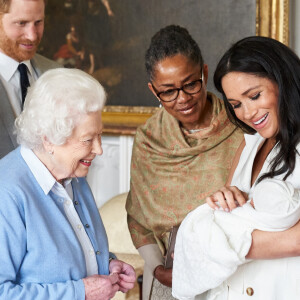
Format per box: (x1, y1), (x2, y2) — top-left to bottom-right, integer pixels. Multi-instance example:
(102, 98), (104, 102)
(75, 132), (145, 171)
(290, 0), (300, 56)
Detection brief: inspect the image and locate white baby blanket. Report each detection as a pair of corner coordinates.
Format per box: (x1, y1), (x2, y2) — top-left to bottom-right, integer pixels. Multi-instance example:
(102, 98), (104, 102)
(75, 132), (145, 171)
(172, 179), (300, 300)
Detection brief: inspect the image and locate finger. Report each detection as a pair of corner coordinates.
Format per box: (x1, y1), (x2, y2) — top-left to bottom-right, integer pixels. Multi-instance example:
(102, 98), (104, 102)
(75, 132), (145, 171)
(121, 267), (136, 277)
(220, 187), (237, 211)
(109, 283), (120, 298)
(206, 196), (219, 210)
(213, 190), (230, 211)
(118, 286), (129, 293)
(109, 260), (122, 274)
(119, 273), (136, 283)
(119, 261), (131, 270)
(118, 279), (135, 290)
(109, 272), (119, 284)
(231, 186), (247, 206)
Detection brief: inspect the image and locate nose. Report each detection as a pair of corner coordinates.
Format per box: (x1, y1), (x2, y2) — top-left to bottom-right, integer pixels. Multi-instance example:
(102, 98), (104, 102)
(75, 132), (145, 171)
(25, 24), (38, 41)
(176, 89), (192, 104)
(242, 102), (257, 121)
(92, 137), (103, 156)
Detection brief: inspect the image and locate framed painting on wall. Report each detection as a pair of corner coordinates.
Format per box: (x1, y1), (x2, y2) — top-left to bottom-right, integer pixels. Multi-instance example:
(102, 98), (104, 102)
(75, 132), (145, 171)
(39, 0), (289, 134)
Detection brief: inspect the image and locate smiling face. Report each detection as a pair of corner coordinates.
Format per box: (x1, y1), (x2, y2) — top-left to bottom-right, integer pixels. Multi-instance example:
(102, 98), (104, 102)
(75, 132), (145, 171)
(42, 111), (103, 182)
(221, 72), (279, 139)
(148, 54), (211, 130)
(0, 0), (45, 62)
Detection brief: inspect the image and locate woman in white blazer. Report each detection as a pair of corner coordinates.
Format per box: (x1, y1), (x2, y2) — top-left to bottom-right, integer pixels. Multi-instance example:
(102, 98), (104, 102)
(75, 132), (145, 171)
(204, 36), (300, 299)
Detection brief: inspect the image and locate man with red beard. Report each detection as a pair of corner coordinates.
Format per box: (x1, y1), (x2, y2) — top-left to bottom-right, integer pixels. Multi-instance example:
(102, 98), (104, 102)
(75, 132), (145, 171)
(0, 0), (60, 158)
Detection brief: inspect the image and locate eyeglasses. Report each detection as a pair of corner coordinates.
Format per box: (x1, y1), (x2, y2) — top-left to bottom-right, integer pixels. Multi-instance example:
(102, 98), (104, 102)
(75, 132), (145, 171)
(153, 71), (204, 103)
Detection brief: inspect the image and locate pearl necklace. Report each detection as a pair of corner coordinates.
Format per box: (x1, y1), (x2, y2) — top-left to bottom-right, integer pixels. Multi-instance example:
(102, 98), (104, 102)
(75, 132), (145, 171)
(188, 126), (210, 133)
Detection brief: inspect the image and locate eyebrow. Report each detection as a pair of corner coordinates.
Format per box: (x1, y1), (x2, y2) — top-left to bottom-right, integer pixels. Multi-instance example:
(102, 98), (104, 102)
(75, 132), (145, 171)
(241, 85), (261, 96)
(81, 130), (103, 137)
(156, 72), (197, 88)
(227, 85), (261, 102)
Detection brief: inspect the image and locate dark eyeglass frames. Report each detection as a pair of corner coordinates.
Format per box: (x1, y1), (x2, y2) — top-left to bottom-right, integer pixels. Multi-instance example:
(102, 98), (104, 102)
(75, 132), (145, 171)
(152, 70), (204, 103)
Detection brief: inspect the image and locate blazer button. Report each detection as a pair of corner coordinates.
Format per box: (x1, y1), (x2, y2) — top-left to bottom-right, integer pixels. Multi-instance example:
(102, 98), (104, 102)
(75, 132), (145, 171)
(246, 287), (254, 296)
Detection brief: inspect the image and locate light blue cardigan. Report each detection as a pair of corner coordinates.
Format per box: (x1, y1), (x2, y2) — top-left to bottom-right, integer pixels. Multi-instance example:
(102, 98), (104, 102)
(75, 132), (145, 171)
(0, 147), (113, 299)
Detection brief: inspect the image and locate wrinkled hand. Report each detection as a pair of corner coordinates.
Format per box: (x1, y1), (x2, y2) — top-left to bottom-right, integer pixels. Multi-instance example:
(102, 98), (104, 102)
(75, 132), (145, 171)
(109, 259), (136, 293)
(206, 186), (248, 211)
(154, 265), (172, 287)
(83, 273), (119, 300)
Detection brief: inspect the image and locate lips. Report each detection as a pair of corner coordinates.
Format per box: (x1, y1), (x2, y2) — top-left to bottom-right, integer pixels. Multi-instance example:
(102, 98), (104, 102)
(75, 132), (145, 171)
(80, 159), (92, 167)
(20, 44), (35, 51)
(177, 102), (197, 114)
(252, 113), (269, 128)
(18, 39), (39, 51)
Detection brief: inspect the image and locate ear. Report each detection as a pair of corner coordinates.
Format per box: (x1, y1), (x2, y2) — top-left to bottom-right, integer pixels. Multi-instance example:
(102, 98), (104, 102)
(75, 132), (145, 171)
(42, 136), (53, 153)
(203, 64), (208, 85)
(148, 82), (161, 102)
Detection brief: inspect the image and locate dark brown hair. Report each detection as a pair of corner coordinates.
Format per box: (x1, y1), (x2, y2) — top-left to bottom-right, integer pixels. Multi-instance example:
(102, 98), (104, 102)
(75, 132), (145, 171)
(214, 36), (300, 182)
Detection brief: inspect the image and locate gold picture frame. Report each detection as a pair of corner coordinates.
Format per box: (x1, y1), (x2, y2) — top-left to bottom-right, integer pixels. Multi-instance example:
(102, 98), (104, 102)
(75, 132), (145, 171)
(256, 0), (289, 45)
(103, 0), (289, 135)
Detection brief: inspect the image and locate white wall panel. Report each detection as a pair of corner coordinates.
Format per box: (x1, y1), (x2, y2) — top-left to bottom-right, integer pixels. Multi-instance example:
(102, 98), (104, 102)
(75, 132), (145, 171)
(87, 135), (134, 208)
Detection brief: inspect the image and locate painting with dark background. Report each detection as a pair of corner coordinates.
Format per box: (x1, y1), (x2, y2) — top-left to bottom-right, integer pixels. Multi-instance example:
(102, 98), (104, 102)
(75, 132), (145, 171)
(39, 0), (255, 107)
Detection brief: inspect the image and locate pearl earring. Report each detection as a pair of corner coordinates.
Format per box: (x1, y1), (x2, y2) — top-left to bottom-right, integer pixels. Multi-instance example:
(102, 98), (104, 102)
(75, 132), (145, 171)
(48, 150), (54, 155)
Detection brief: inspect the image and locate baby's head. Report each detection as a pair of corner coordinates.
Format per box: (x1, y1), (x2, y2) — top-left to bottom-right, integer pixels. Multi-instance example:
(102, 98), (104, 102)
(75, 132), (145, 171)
(253, 179), (298, 213)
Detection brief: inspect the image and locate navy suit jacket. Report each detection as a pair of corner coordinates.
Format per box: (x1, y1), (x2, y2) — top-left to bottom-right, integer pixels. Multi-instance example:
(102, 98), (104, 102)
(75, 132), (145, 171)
(0, 54), (60, 159)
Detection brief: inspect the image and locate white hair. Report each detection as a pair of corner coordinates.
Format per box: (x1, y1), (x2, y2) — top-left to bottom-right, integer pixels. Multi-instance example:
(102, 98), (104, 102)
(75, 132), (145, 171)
(15, 68), (106, 150)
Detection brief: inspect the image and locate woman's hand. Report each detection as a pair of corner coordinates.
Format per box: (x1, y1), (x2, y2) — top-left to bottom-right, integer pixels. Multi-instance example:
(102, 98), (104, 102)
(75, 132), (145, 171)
(206, 186), (248, 211)
(154, 265), (172, 287)
(109, 259), (136, 293)
(83, 273), (119, 300)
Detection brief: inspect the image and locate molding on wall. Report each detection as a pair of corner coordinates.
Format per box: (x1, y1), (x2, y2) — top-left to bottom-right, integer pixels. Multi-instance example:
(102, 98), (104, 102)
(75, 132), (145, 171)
(102, 105), (159, 135)
(102, 106), (159, 135)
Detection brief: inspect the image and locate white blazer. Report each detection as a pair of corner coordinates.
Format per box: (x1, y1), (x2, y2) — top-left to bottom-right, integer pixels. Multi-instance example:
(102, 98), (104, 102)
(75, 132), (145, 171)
(223, 134), (300, 300)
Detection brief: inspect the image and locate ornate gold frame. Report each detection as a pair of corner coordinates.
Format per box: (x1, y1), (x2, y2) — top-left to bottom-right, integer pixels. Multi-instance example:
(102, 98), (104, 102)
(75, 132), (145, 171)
(102, 105), (159, 135)
(103, 0), (289, 135)
(256, 0), (289, 45)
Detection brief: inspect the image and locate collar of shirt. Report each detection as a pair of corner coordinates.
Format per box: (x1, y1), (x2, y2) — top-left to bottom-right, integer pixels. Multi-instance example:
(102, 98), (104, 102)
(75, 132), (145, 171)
(0, 51), (34, 81)
(0, 52), (37, 116)
(0, 51), (20, 82)
(22, 60), (35, 79)
(20, 145), (72, 198)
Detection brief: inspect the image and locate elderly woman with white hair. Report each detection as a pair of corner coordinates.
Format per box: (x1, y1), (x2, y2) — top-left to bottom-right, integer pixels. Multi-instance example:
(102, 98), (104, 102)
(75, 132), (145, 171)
(0, 68), (136, 300)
